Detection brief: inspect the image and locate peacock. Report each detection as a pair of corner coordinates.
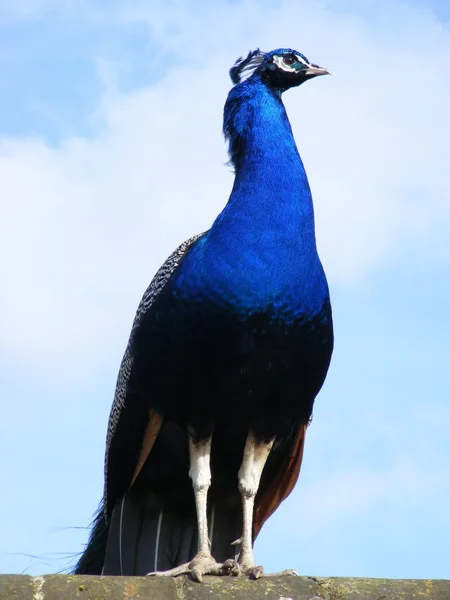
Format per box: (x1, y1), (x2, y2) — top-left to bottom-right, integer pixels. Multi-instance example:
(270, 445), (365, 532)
(75, 47), (333, 582)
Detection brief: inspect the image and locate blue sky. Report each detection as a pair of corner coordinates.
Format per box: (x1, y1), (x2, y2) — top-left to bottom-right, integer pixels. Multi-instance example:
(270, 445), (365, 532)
(1, 0), (449, 580)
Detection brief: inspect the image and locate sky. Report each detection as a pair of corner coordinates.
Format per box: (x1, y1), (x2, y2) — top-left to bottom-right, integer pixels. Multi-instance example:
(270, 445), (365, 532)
(1, 0), (449, 580)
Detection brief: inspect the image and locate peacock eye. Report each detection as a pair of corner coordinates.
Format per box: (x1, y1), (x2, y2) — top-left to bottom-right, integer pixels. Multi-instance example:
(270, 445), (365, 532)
(283, 54), (296, 67)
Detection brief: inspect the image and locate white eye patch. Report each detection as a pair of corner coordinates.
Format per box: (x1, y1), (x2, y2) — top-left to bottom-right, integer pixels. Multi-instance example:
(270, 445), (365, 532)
(273, 55), (296, 72)
(273, 54), (310, 72)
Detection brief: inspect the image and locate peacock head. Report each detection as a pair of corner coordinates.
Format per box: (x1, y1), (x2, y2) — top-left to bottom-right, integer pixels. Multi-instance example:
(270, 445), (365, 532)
(230, 48), (329, 92)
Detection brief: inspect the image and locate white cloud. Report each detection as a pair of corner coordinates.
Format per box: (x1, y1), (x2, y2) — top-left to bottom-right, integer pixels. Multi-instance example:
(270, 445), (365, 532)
(1, 0), (449, 380)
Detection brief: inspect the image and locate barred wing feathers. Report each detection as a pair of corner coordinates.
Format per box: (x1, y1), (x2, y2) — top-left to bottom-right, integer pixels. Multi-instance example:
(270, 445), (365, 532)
(104, 232), (205, 514)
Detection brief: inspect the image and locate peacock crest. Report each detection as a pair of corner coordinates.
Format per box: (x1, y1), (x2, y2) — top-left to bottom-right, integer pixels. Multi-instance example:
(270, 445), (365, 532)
(229, 49), (266, 84)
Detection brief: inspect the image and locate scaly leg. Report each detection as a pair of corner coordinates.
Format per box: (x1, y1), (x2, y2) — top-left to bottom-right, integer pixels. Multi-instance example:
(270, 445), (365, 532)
(235, 431), (275, 579)
(148, 427), (235, 582)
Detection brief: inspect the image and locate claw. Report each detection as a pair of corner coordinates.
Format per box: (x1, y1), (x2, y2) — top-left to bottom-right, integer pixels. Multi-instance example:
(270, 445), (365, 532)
(248, 565), (264, 579)
(191, 566), (203, 583)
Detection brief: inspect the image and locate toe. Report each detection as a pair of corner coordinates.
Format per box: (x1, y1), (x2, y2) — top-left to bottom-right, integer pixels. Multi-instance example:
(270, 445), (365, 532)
(248, 565), (264, 579)
(265, 568), (299, 577)
(147, 562), (191, 577)
(222, 558), (240, 576)
(190, 567), (203, 583)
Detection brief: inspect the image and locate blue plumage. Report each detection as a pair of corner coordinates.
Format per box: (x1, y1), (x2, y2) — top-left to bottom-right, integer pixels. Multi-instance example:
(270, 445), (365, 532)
(75, 47), (333, 580)
(180, 60), (326, 319)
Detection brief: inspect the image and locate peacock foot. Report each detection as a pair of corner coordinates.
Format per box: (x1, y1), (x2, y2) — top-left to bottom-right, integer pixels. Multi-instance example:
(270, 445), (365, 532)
(234, 551), (298, 580)
(234, 562), (298, 579)
(147, 552), (237, 583)
(240, 564), (265, 579)
(233, 554), (264, 579)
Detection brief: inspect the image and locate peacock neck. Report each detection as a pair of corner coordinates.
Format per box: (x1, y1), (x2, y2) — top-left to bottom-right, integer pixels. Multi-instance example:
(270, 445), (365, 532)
(211, 79), (317, 256)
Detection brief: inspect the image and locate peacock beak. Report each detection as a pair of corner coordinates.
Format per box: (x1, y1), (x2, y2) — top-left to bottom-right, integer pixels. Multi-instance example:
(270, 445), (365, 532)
(303, 64), (331, 77)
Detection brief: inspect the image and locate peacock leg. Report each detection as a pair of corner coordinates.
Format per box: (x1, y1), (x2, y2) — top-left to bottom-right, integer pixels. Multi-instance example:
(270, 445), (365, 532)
(236, 431), (275, 579)
(148, 426), (235, 582)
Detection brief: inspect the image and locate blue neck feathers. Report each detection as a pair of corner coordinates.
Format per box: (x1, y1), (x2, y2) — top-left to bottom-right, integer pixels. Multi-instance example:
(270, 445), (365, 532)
(218, 78), (316, 247)
(176, 77), (328, 318)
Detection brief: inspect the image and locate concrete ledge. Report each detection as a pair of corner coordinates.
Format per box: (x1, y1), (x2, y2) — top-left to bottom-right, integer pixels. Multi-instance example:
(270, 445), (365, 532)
(0, 574), (449, 600)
